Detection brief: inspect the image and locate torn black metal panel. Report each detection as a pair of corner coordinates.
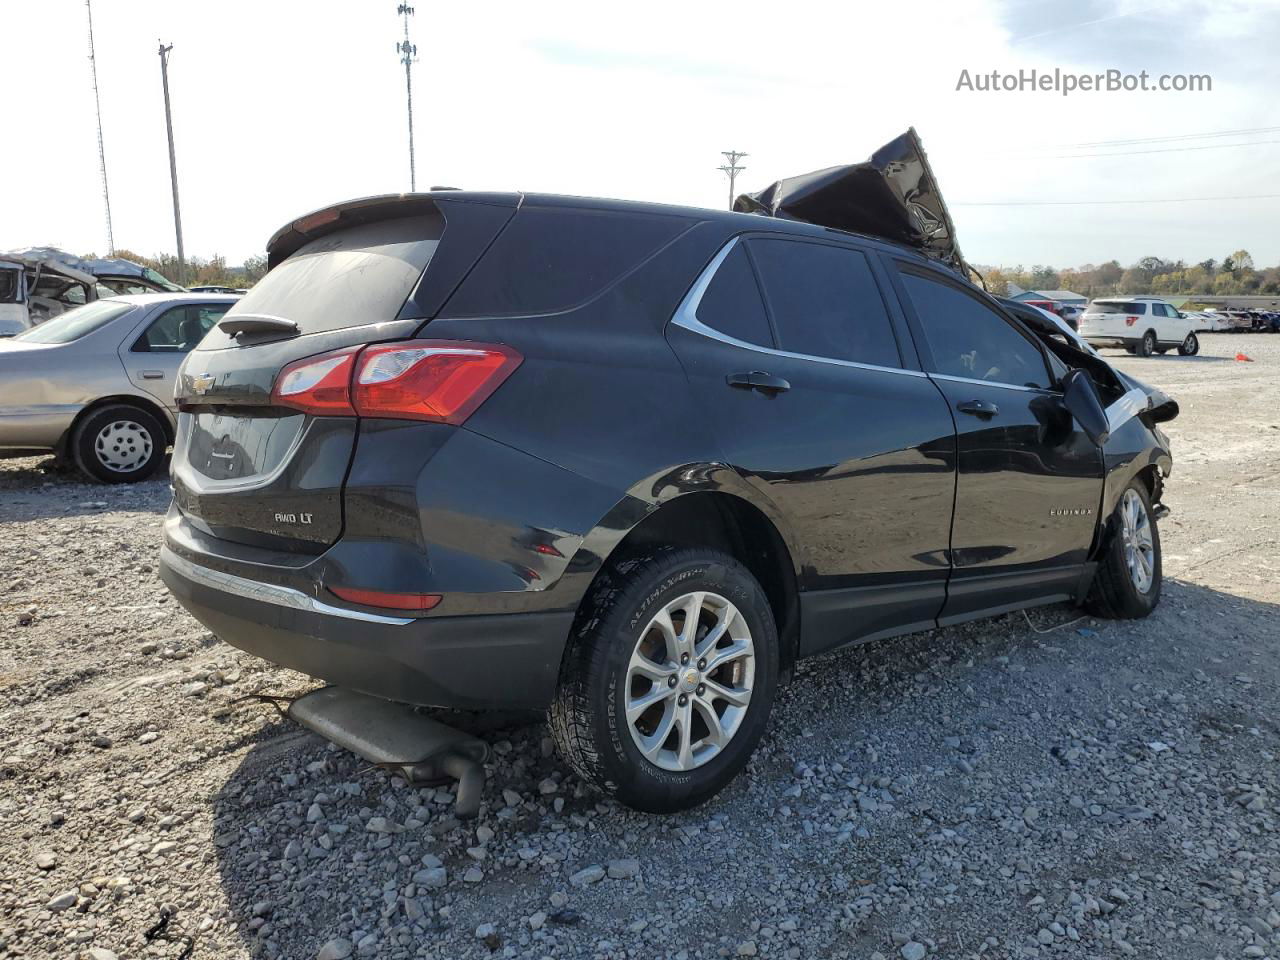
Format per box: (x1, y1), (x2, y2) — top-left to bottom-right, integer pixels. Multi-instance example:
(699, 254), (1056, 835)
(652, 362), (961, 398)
(733, 127), (965, 272)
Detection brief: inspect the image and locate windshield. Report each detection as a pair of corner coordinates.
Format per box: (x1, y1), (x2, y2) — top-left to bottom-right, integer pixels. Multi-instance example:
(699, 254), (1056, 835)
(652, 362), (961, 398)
(0, 269), (19, 304)
(15, 299), (136, 343)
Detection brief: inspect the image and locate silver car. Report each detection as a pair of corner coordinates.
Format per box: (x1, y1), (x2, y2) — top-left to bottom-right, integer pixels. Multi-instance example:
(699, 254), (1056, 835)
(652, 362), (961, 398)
(0, 293), (238, 482)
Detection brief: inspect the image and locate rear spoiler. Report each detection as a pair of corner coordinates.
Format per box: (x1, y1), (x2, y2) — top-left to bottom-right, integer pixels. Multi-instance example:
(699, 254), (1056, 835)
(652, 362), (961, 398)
(733, 127), (967, 275)
(265, 192), (520, 269)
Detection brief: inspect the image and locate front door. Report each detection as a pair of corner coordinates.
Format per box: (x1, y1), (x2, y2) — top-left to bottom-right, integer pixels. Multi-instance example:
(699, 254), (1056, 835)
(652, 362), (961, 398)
(890, 263), (1105, 622)
(667, 236), (958, 654)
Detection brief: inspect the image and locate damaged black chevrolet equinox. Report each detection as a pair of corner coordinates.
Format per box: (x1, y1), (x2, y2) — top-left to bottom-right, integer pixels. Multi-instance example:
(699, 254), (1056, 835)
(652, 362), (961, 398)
(161, 144), (1176, 813)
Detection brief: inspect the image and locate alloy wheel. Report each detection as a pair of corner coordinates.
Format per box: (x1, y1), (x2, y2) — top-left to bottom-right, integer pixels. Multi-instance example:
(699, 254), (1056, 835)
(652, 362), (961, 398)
(624, 590), (755, 772)
(93, 420), (153, 473)
(1119, 488), (1155, 594)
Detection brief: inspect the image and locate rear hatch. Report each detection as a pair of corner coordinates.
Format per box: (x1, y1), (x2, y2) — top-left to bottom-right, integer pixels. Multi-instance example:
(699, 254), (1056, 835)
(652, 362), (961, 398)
(171, 194), (517, 552)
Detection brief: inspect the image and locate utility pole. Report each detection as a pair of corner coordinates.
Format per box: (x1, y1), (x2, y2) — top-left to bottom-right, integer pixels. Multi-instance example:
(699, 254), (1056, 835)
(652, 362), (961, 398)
(718, 151), (747, 211)
(157, 42), (185, 286)
(85, 0), (114, 255)
(396, 4), (418, 191)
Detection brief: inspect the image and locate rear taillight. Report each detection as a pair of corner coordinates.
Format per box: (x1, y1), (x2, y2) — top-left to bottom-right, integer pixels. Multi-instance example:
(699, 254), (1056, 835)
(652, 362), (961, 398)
(353, 340), (521, 424)
(1125, 315), (1139, 327)
(271, 340), (521, 423)
(272, 348), (359, 415)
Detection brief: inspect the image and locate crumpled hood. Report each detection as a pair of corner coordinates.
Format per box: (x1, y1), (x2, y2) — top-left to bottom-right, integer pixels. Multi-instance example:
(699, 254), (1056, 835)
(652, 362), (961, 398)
(733, 127), (965, 273)
(1114, 369), (1179, 424)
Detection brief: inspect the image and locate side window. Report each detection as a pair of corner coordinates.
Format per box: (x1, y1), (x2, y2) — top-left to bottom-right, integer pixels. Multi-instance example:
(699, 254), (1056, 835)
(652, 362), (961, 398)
(747, 238), (901, 367)
(694, 244), (773, 347)
(899, 271), (1051, 389)
(132, 304), (229, 353)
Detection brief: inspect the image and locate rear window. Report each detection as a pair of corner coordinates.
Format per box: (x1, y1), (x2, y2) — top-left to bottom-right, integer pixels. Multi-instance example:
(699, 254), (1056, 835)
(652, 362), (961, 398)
(1088, 301), (1146, 315)
(696, 244), (773, 347)
(200, 214), (442, 347)
(441, 207), (691, 318)
(15, 300), (135, 343)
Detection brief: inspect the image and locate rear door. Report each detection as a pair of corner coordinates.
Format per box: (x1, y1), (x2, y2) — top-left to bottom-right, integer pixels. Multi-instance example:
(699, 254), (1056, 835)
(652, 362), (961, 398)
(119, 301), (232, 408)
(667, 235), (957, 655)
(890, 262), (1104, 622)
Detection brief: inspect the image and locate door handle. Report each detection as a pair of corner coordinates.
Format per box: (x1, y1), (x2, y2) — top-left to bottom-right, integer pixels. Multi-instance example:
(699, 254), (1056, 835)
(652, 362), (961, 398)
(139, 370), (165, 380)
(956, 398), (998, 418)
(726, 371), (791, 394)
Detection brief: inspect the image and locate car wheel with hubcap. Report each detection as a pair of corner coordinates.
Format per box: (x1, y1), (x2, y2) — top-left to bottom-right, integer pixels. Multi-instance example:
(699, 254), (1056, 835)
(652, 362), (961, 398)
(1139, 331), (1157, 357)
(1178, 332), (1200, 356)
(71, 404), (167, 484)
(550, 547), (778, 813)
(1085, 479), (1161, 619)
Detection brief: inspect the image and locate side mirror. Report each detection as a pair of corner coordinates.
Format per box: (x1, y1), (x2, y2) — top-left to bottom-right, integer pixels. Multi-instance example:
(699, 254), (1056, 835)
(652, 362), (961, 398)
(1061, 368), (1110, 446)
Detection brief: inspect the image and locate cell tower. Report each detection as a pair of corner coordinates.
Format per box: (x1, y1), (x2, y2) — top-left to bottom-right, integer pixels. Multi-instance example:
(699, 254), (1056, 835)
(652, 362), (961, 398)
(396, 4), (418, 192)
(85, 0), (114, 254)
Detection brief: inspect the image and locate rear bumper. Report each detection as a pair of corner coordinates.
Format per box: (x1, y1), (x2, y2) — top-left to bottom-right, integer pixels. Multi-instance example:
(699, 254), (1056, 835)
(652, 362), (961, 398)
(160, 544), (573, 710)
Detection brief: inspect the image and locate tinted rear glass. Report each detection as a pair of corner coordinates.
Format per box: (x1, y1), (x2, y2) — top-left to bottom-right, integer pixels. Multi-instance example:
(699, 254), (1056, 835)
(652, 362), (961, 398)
(748, 239), (900, 368)
(0, 269), (18, 303)
(696, 244), (773, 347)
(1089, 301), (1146, 315)
(15, 300), (135, 343)
(442, 207), (691, 317)
(200, 214), (442, 347)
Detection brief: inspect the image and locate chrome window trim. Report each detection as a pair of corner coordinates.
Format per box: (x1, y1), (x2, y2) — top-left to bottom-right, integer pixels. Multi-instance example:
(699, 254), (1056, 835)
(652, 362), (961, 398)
(671, 237), (928, 380)
(160, 546), (414, 625)
(928, 372), (1056, 395)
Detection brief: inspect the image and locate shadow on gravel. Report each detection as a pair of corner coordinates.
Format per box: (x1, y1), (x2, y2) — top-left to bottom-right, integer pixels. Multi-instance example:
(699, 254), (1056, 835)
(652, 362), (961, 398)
(0, 455), (172, 522)
(207, 579), (1280, 958)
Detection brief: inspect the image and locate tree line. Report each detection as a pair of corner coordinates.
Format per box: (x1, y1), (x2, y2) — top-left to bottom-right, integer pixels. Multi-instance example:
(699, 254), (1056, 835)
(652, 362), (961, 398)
(977, 250), (1280, 298)
(97, 250), (268, 289)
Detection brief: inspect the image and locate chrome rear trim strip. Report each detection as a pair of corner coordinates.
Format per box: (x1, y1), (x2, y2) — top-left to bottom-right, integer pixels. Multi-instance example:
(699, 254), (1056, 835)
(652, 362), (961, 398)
(160, 546), (414, 625)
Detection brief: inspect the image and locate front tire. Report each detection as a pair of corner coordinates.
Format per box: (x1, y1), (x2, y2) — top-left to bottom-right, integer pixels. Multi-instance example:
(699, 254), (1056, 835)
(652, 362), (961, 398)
(1178, 332), (1200, 356)
(71, 404), (166, 484)
(550, 548), (778, 813)
(1085, 480), (1161, 619)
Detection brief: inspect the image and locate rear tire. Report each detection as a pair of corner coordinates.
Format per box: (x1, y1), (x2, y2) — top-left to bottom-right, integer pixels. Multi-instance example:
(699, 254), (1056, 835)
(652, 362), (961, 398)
(1177, 333), (1200, 356)
(1085, 479), (1161, 619)
(550, 548), (778, 813)
(1138, 331), (1156, 357)
(71, 404), (166, 484)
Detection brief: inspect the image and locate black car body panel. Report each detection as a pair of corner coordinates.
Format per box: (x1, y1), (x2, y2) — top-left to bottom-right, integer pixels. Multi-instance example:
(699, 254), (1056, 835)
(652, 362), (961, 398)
(160, 188), (1176, 711)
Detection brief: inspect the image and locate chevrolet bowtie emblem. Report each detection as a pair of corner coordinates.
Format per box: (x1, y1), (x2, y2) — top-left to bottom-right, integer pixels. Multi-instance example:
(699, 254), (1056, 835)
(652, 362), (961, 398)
(191, 373), (215, 395)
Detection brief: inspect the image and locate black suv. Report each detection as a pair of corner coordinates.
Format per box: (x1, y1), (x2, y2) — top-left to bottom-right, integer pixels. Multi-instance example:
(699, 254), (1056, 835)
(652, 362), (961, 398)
(160, 190), (1176, 812)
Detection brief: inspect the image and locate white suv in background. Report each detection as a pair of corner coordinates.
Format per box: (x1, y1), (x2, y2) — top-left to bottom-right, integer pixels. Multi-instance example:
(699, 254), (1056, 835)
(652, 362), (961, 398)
(1079, 297), (1200, 357)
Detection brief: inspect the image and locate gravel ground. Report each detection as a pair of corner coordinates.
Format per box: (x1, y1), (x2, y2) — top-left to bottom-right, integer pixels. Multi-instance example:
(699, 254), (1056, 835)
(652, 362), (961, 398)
(1, 332), (1278, 960)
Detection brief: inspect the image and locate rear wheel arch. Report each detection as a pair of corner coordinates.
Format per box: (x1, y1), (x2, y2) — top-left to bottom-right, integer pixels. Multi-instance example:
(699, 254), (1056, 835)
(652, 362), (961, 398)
(60, 394), (176, 453)
(573, 491), (802, 675)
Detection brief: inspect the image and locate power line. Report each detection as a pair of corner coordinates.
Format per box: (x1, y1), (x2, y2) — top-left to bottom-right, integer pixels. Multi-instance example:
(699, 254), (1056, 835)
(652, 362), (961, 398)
(1033, 138), (1280, 160)
(718, 151), (747, 211)
(1055, 125), (1280, 149)
(85, 0), (113, 255)
(954, 193), (1280, 207)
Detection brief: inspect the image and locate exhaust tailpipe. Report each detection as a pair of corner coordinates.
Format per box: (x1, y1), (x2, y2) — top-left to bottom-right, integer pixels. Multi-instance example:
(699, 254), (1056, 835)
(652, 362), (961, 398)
(287, 687), (490, 818)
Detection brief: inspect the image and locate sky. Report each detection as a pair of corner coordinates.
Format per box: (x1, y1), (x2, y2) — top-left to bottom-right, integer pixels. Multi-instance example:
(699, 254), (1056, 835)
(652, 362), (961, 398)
(2, 0), (1278, 271)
